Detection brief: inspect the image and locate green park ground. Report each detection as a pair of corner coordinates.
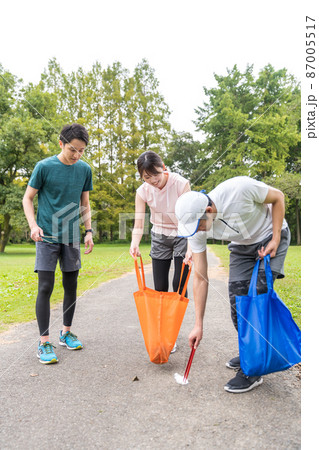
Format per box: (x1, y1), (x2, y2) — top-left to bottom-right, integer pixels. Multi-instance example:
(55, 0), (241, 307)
(0, 243), (301, 333)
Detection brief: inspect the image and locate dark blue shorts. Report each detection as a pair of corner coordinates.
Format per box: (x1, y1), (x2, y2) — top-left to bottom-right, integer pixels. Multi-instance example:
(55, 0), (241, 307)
(35, 242), (81, 272)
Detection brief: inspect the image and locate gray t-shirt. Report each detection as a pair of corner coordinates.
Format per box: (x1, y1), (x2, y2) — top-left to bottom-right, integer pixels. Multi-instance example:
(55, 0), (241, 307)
(189, 176), (287, 253)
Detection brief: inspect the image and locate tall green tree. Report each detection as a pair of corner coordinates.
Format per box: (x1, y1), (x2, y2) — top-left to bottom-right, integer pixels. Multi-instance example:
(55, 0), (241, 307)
(165, 131), (204, 187)
(0, 65), (66, 252)
(39, 59), (172, 240)
(133, 59), (171, 154)
(264, 173), (301, 244)
(195, 64), (300, 188)
(0, 116), (46, 252)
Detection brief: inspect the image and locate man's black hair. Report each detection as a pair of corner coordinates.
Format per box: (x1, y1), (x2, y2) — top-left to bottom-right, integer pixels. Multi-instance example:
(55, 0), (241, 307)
(60, 124), (89, 146)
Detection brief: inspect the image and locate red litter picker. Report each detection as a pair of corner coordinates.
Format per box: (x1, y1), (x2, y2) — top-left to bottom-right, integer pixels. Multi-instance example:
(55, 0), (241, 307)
(174, 345), (196, 385)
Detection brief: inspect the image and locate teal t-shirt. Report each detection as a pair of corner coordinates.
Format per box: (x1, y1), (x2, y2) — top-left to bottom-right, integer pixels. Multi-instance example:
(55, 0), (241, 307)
(28, 155), (93, 244)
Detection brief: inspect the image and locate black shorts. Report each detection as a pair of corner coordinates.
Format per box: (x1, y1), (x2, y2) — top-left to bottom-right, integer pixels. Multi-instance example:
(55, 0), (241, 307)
(34, 242), (81, 272)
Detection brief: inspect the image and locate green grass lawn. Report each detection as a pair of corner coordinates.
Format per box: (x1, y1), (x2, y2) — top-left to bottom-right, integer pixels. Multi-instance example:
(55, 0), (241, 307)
(210, 244), (301, 328)
(0, 243), (301, 332)
(0, 243), (152, 333)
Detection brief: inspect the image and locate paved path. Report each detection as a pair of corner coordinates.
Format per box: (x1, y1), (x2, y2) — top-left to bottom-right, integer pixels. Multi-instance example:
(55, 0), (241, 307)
(0, 251), (301, 449)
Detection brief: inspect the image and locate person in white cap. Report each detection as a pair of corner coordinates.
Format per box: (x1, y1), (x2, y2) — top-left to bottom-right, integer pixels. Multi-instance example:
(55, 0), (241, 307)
(175, 176), (290, 393)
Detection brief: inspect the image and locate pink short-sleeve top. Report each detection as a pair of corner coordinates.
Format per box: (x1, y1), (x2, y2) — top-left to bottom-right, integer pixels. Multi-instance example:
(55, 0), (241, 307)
(136, 172), (189, 237)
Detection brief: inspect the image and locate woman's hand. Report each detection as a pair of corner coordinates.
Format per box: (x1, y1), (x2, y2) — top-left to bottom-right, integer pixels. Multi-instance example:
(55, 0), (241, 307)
(183, 248), (193, 264)
(130, 243), (141, 258)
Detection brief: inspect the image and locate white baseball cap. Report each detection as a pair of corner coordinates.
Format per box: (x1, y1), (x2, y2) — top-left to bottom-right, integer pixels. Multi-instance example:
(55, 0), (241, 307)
(175, 191), (210, 237)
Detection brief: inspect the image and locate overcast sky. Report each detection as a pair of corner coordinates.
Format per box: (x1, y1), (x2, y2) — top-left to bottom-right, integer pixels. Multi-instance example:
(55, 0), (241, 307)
(0, 0), (310, 139)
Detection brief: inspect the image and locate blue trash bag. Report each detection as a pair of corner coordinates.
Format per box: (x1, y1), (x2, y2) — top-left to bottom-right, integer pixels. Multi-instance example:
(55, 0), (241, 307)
(236, 254), (301, 377)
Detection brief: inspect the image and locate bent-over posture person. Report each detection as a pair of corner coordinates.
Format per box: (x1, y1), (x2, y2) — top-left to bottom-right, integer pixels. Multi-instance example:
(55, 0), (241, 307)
(175, 176), (290, 393)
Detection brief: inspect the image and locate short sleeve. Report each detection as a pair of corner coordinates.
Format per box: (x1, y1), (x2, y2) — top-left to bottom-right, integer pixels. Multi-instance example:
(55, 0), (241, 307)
(188, 231), (207, 253)
(175, 174), (189, 196)
(244, 178), (269, 204)
(28, 162), (44, 190)
(83, 167), (93, 191)
(136, 183), (147, 202)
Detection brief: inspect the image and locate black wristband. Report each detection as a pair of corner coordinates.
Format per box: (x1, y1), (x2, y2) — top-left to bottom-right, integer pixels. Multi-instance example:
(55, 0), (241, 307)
(85, 229), (93, 235)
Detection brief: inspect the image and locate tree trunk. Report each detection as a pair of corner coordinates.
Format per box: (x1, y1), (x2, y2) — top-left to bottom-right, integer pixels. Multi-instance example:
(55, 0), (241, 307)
(0, 213), (12, 253)
(296, 199), (301, 245)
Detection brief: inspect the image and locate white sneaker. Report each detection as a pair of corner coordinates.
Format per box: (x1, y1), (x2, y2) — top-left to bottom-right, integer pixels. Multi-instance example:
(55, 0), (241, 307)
(170, 343), (177, 354)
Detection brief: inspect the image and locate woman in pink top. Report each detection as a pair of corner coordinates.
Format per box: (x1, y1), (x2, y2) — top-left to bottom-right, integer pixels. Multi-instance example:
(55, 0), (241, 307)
(130, 151), (191, 302)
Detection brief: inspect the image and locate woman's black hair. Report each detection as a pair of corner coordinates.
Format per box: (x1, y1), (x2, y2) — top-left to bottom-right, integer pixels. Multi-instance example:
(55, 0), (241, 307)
(137, 151), (164, 178)
(60, 123), (89, 146)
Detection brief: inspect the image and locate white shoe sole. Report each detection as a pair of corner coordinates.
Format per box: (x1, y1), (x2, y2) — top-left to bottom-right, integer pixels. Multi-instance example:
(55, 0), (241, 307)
(37, 353), (58, 364)
(225, 362), (241, 370)
(224, 377), (263, 393)
(59, 341), (83, 350)
(170, 344), (177, 354)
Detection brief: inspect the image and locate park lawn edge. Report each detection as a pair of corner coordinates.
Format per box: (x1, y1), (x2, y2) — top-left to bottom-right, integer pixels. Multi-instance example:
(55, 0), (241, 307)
(0, 244), (152, 334)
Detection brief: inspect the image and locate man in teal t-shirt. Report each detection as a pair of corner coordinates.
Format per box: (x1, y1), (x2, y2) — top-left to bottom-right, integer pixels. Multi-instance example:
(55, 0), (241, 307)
(23, 124), (94, 364)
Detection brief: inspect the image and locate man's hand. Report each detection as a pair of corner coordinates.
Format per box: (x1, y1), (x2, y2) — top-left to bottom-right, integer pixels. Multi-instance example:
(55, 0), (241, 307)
(84, 232), (94, 254)
(30, 225), (44, 242)
(258, 238), (280, 259)
(188, 325), (203, 349)
(261, 187), (285, 259)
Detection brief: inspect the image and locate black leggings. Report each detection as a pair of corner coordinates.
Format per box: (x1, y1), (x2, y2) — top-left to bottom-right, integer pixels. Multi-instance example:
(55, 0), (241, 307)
(152, 257), (189, 294)
(36, 270), (79, 336)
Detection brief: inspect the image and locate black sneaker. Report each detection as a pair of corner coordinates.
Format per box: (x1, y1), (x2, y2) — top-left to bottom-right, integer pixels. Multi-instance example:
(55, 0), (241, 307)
(226, 356), (240, 369)
(224, 369), (263, 393)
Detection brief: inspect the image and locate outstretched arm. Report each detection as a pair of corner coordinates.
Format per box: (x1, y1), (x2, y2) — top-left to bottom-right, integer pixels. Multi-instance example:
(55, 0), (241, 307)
(188, 250), (208, 349)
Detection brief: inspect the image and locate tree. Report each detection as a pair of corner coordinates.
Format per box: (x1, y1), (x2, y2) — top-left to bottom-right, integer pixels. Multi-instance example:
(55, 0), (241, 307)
(39, 59), (172, 241)
(0, 116), (46, 252)
(133, 59), (171, 154)
(165, 131), (204, 187)
(195, 64), (300, 188)
(0, 65), (65, 252)
(264, 173), (301, 245)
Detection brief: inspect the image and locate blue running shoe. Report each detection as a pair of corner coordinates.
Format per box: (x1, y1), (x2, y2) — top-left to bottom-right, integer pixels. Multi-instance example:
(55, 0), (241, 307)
(59, 331), (83, 350)
(37, 341), (58, 364)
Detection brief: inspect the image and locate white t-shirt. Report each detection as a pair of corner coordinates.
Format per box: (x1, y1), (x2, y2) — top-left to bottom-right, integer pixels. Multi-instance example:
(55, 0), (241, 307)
(189, 176), (287, 253)
(137, 172), (189, 237)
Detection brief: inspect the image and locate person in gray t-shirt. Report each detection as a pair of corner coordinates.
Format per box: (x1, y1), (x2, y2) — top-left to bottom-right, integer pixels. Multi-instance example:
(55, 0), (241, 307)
(23, 124), (94, 364)
(175, 176), (290, 393)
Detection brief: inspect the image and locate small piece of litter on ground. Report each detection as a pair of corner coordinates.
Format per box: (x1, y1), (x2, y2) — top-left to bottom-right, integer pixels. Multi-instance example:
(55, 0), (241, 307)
(30, 373), (39, 377)
(132, 376), (139, 381)
(174, 373), (188, 385)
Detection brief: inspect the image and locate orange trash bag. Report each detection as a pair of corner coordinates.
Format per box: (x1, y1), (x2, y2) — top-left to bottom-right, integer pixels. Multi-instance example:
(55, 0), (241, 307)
(133, 256), (191, 364)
